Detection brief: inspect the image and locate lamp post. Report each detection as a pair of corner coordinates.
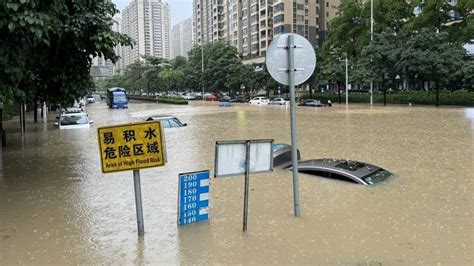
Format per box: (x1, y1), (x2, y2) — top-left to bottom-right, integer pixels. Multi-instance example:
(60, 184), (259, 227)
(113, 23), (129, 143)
(370, 0), (374, 105)
(201, 42), (204, 99)
(339, 56), (349, 108)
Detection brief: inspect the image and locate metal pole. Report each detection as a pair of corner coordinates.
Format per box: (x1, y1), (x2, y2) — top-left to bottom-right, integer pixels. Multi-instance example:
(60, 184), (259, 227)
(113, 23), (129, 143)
(345, 57), (349, 108)
(42, 102), (47, 122)
(370, 0), (373, 105)
(288, 34), (301, 217)
(133, 169), (145, 236)
(243, 140), (250, 232)
(201, 44), (204, 98)
(20, 102), (25, 136)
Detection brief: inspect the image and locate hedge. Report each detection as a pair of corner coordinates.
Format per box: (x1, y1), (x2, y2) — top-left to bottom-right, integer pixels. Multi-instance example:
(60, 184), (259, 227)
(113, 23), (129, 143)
(156, 96), (188, 105)
(301, 91), (474, 106)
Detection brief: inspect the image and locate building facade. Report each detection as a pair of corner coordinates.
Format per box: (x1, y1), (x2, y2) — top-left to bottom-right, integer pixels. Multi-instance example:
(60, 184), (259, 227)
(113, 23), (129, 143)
(171, 17), (194, 59)
(90, 18), (122, 79)
(318, 0), (340, 43)
(193, 0), (327, 63)
(121, 0), (171, 68)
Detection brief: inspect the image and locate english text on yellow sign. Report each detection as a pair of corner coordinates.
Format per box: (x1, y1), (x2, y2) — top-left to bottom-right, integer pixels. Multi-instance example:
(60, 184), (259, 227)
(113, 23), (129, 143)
(98, 121), (166, 173)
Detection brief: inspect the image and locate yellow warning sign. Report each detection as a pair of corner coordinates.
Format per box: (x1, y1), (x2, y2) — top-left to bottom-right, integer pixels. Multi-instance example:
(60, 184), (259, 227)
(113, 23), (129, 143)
(98, 121), (166, 173)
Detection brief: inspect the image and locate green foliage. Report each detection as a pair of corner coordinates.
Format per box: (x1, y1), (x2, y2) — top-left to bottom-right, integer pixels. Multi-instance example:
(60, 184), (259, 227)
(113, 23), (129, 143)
(156, 96), (188, 105)
(0, 0), (133, 107)
(302, 91), (474, 106)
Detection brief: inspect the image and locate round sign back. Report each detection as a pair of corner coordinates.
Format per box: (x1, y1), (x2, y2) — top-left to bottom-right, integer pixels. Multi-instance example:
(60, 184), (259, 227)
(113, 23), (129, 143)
(265, 33), (316, 86)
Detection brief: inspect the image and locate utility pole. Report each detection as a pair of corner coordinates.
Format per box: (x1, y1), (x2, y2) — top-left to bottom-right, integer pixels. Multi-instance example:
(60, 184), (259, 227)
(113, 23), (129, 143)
(370, 0), (374, 105)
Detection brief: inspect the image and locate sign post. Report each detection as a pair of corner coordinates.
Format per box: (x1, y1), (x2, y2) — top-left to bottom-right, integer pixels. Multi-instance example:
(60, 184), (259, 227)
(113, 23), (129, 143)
(215, 139), (273, 232)
(266, 33), (316, 217)
(178, 170), (210, 225)
(98, 121), (166, 236)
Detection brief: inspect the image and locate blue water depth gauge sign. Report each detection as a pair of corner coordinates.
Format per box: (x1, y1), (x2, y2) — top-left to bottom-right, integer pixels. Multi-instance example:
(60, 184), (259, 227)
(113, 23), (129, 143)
(178, 170), (210, 225)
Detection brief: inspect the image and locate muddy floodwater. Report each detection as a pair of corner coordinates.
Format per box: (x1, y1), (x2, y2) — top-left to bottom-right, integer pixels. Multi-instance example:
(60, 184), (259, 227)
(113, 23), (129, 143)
(0, 101), (472, 265)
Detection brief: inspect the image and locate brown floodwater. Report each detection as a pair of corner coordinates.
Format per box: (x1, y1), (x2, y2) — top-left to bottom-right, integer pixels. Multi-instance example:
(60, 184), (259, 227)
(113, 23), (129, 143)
(0, 101), (472, 265)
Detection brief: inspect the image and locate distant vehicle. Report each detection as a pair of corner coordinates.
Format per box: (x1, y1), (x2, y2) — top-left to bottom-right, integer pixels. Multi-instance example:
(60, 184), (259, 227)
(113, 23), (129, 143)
(298, 99), (332, 107)
(107, 87), (128, 108)
(219, 95), (231, 102)
(269, 98), (289, 105)
(86, 95), (95, 103)
(229, 95), (250, 103)
(204, 94), (218, 101)
(183, 93), (197, 100)
(145, 115), (187, 128)
(55, 108), (93, 129)
(249, 97), (270, 105)
(289, 159), (392, 185)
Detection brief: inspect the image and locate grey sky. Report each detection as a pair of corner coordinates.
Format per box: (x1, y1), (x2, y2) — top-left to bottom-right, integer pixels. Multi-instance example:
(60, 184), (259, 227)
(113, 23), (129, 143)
(112, 0), (193, 26)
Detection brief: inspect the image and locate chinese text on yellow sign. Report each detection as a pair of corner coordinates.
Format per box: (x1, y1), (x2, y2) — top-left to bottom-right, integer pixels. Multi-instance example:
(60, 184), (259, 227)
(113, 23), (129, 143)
(98, 121), (166, 173)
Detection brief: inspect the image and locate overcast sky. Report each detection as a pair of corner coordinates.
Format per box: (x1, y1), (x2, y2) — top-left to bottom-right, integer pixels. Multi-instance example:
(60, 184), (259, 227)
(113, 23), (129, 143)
(112, 0), (193, 26)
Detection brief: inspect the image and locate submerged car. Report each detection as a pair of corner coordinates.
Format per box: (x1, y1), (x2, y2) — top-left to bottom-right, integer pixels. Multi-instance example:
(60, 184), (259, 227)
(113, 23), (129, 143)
(290, 159), (391, 185)
(146, 115), (187, 128)
(269, 98), (289, 105)
(86, 95), (95, 103)
(249, 97), (270, 105)
(55, 108), (93, 129)
(298, 99), (332, 107)
(273, 143), (301, 168)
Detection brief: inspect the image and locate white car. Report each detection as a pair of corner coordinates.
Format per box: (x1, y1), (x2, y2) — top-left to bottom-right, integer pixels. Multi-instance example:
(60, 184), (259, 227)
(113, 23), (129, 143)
(86, 95), (95, 103)
(55, 108), (93, 129)
(269, 98), (289, 105)
(249, 97), (270, 105)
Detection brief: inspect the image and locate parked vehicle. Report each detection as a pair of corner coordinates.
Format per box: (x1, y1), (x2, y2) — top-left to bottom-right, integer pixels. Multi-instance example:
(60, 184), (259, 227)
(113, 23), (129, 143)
(229, 95), (250, 103)
(183, 93), (197, 100)
(55, 108), (93, 129)
(298, 99), (332, 107)
(86, 95), (95, 103)
(249, 97), (270, 105)
(269, 98), (289, 105)
(107, 87), (128, 108)
(204, 94), (219, 101)
(219, 95), (231, 102)
(146, 115), (187, 128)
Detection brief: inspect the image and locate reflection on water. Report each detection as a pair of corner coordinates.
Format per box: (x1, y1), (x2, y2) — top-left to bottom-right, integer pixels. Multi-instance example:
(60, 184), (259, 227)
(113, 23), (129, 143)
(0, 101), (472, 264)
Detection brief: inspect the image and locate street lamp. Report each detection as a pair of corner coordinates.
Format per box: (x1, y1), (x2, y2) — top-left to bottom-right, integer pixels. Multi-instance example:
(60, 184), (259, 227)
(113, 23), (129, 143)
(339, 56), (349, 108)
(370, 0), (374, 105)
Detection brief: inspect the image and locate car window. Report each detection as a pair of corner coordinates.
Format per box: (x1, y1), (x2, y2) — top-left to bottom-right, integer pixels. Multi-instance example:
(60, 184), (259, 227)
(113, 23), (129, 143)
(60, 115), (88, 125)
(169, 118), (181, 127)
(161, 119), (171, 128)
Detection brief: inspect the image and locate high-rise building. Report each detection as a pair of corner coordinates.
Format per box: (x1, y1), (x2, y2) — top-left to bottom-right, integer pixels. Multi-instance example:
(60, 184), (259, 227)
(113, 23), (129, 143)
(318, 0), (340, 43)
(171, 17), (194, 59)
(90, 18), (121, 79)
(121, 0), (171, 68)
(193, 0), (226, 44)
(193, 0), (321, 63)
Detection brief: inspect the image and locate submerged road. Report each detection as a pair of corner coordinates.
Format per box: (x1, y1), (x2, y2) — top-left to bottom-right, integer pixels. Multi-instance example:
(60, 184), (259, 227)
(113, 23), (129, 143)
(0, 101), (472, 264)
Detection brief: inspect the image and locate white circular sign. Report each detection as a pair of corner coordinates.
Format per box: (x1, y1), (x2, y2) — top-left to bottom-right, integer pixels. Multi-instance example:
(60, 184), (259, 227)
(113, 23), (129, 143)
(265, 33), (316, 86)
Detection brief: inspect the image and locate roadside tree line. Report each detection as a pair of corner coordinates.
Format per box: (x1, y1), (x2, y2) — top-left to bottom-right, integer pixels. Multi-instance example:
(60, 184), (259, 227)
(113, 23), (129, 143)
(98, 42), (278, 96)
(103, 0), (472, 106)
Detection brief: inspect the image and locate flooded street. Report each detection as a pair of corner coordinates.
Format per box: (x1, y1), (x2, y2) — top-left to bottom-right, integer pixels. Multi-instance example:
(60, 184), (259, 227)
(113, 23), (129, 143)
(1, 101), (472, 265)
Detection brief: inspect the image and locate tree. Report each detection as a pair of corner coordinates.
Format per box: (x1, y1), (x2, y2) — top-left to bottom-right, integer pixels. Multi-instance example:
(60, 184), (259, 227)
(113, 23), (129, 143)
(404, 0), (473, 43)
(397, 28), (466, 106)
(0, 0), (132, 107)
(362, 29), (402, 105)
(186, 42), (241, 92)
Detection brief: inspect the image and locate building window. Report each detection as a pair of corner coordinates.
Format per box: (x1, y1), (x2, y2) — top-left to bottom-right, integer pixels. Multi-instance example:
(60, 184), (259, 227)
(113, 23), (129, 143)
(274, 14), (284, 24)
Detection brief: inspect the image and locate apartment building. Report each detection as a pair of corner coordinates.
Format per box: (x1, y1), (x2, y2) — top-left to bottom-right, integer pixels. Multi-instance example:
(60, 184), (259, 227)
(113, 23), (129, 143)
(90, 18), (122, 79)
(194, 0), (324, 63)
(171, 17), (194, 59)
(121, 0), (171, 68)
(318, 0), (340, 43)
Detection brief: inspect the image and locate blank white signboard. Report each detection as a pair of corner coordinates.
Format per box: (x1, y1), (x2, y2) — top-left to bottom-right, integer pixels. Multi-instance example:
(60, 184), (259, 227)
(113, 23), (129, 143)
(215, 141), (273, 177)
